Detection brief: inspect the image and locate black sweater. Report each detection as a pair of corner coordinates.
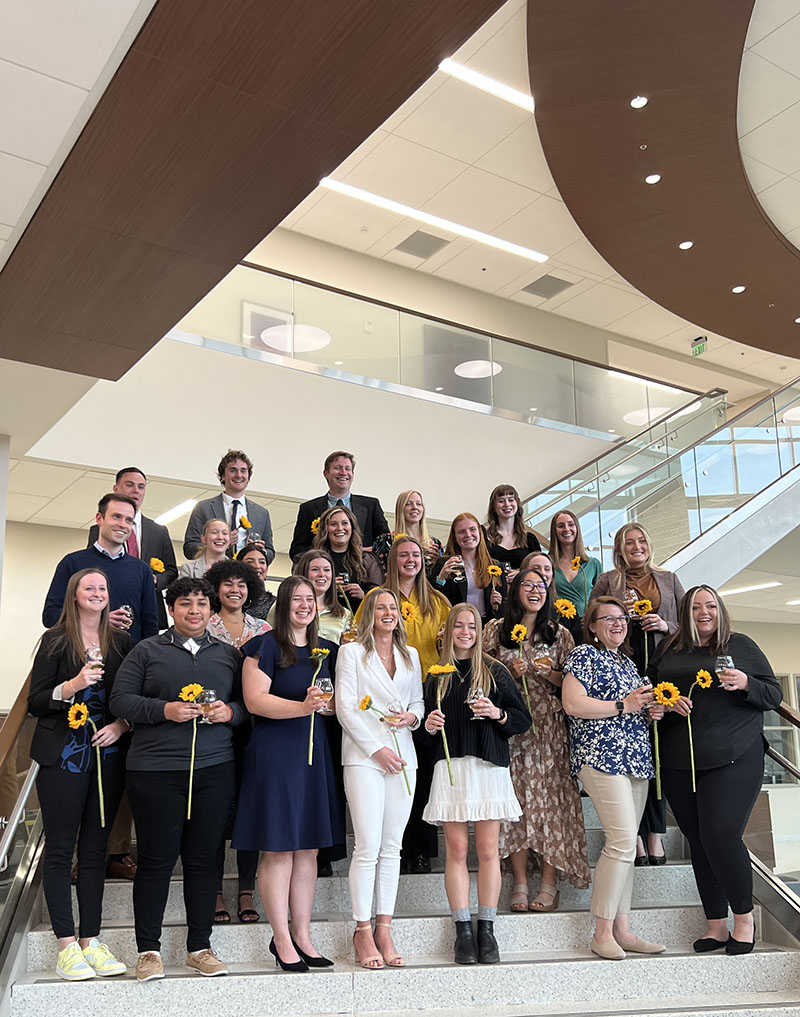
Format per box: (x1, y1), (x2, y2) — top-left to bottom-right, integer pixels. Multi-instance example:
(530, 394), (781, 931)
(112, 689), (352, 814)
(647, 632), (781, 770)
(423, 658), (530, 768)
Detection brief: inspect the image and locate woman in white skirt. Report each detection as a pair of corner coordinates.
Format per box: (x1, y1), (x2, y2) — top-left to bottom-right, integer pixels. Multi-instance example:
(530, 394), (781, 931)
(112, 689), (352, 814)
(423, 604), (530, 965)
(335, 588), (424, 969)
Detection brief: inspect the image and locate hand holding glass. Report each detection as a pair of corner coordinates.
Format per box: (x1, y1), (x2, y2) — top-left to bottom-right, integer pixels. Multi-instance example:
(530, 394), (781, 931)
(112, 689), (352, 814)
(715, 655), (734, 688)
(385, 700), (404, 726)
(85, 646), (104, 684)
(466, 687), (487, 720)
(195, 688), (218, 724)
(316, 677), (334, 715)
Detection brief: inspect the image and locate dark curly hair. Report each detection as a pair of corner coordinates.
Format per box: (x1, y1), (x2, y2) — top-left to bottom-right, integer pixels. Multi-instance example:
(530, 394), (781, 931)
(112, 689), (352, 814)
(216, 449), (253, 484)
(165, 577), (213, 607)
(203, 560), (264, 612)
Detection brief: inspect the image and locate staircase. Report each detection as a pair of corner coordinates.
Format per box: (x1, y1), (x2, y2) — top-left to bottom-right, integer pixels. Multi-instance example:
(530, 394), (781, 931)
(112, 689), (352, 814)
(10, 799), (800, 1017)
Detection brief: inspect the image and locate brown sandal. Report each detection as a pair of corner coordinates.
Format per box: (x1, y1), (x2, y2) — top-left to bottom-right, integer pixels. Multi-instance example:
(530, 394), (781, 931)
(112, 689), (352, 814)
(375, 919), (404, 967)
(530, 883), (560, 912)
(353, 926), (384, 969)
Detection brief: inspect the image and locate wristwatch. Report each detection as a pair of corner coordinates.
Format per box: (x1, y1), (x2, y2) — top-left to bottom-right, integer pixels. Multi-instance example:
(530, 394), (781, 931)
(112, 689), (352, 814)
(615, 700), (625, 715)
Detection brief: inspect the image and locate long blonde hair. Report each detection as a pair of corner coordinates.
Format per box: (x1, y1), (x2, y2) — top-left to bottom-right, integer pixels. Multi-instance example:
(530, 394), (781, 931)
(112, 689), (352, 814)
(385, 535), (450, 620)
(608, 521), (663, 595)
(394, 490), (435, 552)
(445, 512), (492, 589)
(355, 587), (412, 668)
(435, 604), (497, 699)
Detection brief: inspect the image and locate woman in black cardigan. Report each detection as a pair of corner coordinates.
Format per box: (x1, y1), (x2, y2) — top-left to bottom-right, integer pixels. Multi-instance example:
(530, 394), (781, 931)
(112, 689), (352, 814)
(648, 585), (781, 955)
(29, 568), (132, 982)
(423, 604), (530, 965)
(432, 512), (506, 621)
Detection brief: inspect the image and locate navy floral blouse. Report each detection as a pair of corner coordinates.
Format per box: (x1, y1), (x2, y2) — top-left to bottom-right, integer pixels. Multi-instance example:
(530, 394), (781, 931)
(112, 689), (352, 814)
(563, 643), (654, 780)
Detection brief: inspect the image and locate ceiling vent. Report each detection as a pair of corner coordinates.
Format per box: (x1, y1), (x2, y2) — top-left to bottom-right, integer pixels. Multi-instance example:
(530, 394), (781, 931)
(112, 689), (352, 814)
(394, 230), (450, 259)
(521, 274), (575, 299)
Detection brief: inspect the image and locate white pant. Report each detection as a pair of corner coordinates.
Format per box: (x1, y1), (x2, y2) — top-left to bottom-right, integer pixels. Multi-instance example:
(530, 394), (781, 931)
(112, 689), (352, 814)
(344, 765), (416, 922)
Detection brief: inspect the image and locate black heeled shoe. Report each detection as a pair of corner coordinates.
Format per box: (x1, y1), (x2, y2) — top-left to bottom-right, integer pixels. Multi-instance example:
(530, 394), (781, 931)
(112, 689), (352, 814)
(634, 854), (648, 867)
(648, 853), (667, 866)
(291, 937), (334, 968)
(269, 937), (308, 972)
(726, 925), (756, 955)
(693, 936), (729, 953)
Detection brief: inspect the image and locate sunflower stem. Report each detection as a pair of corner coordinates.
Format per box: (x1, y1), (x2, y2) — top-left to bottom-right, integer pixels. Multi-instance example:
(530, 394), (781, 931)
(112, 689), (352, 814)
(88, 720), (105, 828)
(187, 717), (197, 820)
(654, 719), (662, 800)
(436, 678), (454, 787)
(307, 657), (325, 766)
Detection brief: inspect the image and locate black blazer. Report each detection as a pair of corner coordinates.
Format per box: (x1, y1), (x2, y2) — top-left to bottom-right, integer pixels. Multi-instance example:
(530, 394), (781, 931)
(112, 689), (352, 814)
(28, 629), (133, 767)
(431, 557), (507, 621)
(290, 494), (389, 561)
(89, 515), (178, 629)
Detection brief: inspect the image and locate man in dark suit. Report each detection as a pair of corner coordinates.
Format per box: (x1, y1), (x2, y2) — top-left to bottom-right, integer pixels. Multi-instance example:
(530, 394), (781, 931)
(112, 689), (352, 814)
(289, 450), (389, 561)
(183, 450), (274, 563)
(88, 467), (177, 631)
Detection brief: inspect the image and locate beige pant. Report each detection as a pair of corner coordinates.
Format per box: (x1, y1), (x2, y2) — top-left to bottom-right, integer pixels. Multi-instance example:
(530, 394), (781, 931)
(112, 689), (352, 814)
(579, 765), (648, 920)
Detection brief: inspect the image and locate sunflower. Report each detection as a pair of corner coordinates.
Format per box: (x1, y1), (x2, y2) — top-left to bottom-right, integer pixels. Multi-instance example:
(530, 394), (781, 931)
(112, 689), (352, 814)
(179, 683), (204, 702)
(311, 647), (330, 659)
(510, 623), (527, 645)
(555, 598), (577, 619)
(633, 599), (653, 617)
(359, 695), (373, 712)
(428, 664), (456, 677)
(653, 681), (681, 707)
(310, 516), (321, 535)
(67, 702), (89, 730)
(487, 564), (502, 578)
(239, 516), (252, 529)
(149, 557), (165, 573)
(401, 602), (418, 623)
(695, 668), (713, 689)
(571, 555), (582, 570)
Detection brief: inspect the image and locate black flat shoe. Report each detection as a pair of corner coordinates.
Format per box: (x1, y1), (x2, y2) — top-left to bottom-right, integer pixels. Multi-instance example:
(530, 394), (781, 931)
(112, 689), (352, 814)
(726, 926), (756, 955)
(317, 860), (333, 878)
(693, 936), (729, 953)
(454, 920), (477, 964)
(291, 938), (334, 968)
(399, 857), (410, 874)
(410, 854), (431, 874)
(269, 937), (308, 972)
(648, 853), (667, 866)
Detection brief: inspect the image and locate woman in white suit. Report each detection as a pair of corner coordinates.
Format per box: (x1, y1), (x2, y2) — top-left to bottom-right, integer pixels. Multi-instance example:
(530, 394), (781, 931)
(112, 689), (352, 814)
(335, 587), (424, 970)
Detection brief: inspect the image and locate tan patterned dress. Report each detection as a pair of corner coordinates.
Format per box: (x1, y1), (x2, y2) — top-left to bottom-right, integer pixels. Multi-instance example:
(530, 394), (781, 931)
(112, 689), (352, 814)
(483, 620), (590, 888)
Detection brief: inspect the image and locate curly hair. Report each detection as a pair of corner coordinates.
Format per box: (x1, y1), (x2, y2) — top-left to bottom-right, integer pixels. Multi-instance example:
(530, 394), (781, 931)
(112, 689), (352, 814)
(203, 559), (265, 612)
(216, 449), (253, 484)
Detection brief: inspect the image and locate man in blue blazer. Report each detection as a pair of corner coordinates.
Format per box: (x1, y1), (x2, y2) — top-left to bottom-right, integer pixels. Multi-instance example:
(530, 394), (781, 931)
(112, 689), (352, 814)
(289, 451), (388, 561)
(183, 449), (274, 563)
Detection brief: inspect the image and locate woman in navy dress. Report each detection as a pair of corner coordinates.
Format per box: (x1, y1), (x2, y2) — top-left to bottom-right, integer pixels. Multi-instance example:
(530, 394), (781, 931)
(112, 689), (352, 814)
(232, 576), (340, 972)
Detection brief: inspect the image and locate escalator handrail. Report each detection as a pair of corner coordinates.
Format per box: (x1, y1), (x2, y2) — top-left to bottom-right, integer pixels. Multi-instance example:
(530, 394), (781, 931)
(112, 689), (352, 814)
(0, 675), (31, 776)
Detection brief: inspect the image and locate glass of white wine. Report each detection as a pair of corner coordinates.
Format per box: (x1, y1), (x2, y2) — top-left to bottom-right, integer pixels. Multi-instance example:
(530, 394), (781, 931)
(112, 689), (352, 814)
(85, 646), (104, 685)
(466, 686), (487, 721)
(385, 700), (404, 727)
(715, 655), (734, 688)
(196, 688), (217, 724)
(316, 677), (334, 715)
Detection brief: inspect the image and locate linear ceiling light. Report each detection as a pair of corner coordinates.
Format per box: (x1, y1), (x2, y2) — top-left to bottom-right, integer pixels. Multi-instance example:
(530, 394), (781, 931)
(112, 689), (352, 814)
(718, 581), (782, 596)
(439, 59), (535, 112)
(320, 178), (548, 263)
(154, 499), (198, 526)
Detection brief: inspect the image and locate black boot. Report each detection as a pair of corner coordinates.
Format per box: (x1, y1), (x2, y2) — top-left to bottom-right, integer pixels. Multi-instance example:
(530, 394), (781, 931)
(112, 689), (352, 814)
(454, 920), (478, 964)
(477, 919), (500, 964)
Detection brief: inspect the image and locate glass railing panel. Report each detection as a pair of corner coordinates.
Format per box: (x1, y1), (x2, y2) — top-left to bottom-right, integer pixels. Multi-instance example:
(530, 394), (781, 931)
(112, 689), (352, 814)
(490, 339), (577, 425)
(397, 312), (492, 405)
(0, 716), (38, 913)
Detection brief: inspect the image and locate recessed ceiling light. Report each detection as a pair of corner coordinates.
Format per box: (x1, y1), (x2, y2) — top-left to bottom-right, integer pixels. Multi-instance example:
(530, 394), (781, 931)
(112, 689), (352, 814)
(608, 371), (680, 395)
(630, 95), (648, 109)
(731, 285), (746, 294)
(623, 407), (671, 426)
(334, 360), (344, 366)
(795, 317), (800, 324)
(434, 386), (444, 392)
(608, 428), (616, 433)
(453, 359), (503, 379)
(439, 59), (534, 112)
(259, 324), (331, 353)
(528, 407), (538, 412)
(719, 581), (782, 596)
(154, 499), (198, 526)
(645, 174), (661, 184)
(320, 178), (548, 263)
(678, 241), (694, 250)
(786, 600), (800, 606)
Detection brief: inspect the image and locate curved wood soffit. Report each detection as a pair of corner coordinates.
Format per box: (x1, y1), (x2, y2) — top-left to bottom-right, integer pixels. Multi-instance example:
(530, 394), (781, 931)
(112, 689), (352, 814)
(0, 0), (505, 379)
(528, 0), (800, 358)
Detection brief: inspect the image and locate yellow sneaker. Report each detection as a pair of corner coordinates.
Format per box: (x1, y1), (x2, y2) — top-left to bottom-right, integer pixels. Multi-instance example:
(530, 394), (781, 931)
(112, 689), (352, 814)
(81, 939), (127, 976)
(56, 941), (96, 981)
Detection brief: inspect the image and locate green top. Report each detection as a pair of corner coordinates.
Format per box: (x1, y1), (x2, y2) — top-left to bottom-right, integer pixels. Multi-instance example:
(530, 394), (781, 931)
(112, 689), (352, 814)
(553, 557), (603, 615)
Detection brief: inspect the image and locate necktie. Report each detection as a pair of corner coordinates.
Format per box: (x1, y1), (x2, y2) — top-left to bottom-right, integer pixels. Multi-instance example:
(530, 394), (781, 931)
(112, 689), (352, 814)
(336, 499), (344, 507)
(127, 527), (139, 558)
(231, 499), (241, 529)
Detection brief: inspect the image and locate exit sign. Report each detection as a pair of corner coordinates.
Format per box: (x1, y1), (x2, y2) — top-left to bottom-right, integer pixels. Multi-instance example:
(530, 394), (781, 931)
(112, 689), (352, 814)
(692, 341), (706, 357)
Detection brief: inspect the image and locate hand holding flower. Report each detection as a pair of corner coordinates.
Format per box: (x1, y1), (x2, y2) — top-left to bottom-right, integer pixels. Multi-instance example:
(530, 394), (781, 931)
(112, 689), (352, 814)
(509, 657), (527, 680)
(90, 719), (128, 747)
(640, 612), (668, 633)
(372, 745), (407, 776)
(425, 708), (445, 733)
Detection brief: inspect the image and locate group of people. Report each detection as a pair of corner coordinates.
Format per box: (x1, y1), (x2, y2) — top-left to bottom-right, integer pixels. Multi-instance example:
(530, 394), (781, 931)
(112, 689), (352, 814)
(30, 448), (780, 982)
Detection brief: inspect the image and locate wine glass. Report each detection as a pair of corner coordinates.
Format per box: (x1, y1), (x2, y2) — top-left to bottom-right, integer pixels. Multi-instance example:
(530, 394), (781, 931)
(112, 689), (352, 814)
(316, 677), (334, 715)
(85, 646), (104, 685)
(196, 688), (217, 724)
(120, 604), (135, 628)
(453, 556), (465, 582)
(385, 700), (404, 726)
(466, 686), (486, 721)
(625, 588), (639, 617)
(533, 644), (553, 675)
(247, 531), (261, 544)
(715, 655), (734, 688)
(336, 571), (350, 593)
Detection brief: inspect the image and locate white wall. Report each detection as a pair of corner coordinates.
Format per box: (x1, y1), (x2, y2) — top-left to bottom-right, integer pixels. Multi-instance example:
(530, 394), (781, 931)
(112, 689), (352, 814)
(734, 620), (799, 677)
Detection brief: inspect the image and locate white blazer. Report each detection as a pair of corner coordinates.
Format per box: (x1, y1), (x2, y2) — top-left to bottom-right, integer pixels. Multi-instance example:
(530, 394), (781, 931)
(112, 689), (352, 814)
(335, 642), (424, 771)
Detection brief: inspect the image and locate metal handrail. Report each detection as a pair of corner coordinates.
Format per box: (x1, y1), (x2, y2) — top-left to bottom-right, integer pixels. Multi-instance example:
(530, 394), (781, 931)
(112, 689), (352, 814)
(0, 765), (38, 871)
(0, 675), (30, 776)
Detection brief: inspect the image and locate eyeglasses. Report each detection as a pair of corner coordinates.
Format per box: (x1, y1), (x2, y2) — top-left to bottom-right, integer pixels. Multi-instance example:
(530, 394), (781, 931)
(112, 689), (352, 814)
(596, 615), (628, 624)
(520, 582), (548, 592)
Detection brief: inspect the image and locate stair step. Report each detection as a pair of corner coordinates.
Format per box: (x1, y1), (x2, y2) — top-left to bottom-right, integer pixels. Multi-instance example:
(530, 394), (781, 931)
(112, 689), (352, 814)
(11, 949), (800, 1017)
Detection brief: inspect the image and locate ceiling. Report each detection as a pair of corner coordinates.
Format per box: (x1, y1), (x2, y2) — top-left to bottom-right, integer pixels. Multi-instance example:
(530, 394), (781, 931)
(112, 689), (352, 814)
(723, 528), (800, 625)
(275, 0), (800, 386)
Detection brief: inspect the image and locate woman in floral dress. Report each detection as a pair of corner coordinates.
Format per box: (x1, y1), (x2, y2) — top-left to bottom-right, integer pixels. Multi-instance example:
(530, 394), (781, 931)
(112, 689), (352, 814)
(483, 569), (590, 912)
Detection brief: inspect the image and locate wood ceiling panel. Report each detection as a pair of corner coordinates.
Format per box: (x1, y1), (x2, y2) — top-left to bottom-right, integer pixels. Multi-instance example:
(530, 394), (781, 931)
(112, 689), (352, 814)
(529, 0), (800, 356)
(0, 0), (505, 379)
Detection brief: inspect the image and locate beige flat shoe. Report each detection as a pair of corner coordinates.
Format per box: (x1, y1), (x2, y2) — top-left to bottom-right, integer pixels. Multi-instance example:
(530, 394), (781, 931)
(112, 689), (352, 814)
(590, 935), (626, 960)
(614, 935), (666, 954)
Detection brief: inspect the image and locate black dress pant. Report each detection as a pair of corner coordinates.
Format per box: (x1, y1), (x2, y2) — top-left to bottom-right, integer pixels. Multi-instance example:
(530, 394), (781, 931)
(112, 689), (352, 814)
(128, 762), (234, 952)
(638, 729), (667, 841)
(401, 726), (438, 860)
(662, 737), (764, 918)
(37, 761), (125, 939)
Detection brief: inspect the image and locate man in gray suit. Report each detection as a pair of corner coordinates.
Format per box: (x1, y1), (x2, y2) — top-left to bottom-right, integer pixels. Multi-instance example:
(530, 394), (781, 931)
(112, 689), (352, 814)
(183, 449), (275, 563)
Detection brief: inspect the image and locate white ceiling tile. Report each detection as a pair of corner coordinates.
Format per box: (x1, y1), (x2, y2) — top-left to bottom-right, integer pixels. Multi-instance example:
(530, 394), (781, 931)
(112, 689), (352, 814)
(550, 283), (649, 328)
(430, 244), (533, 293)
(8, 458), (19, 471)
(494, 194), (580, 257)
(461, 6), (531, 96)
(608, 304), (691, 342)
(0, 223), (11, 240)
(748, 355), (800, 382)
(742, 154), (785, 193)
(7, 461), (83, 497)
(380, 72), (449, 135)
(291, 191), (400, 252)
(391, 78), (530, 165)
(5, 492), (51, 522)
(421, 166), (537, 232)
(784, 224), (800, 251)
(411, 235), (471, 273)
(530, 276), (597, 311)
(341, 134), (467, 208)
(0, 0), (151, 90)
(331, 129), (389, 178)
(0, 152), (46, 225)
(703, 341), (777, 370)
(0, 240), (5, 259)
(750, 12), (800, 77)
(552, 235), (617, 278)
(493, 262), (553, 298)
(278, 188), (326, 231)
(739, 101), (800, 174)
(0, 60), (87, 165)
(755, 174), (800, 232)
(381, 248), (426, 269)
(745, 4), (800, 47)
(365, 219), (449, 258)
(737, 51), (800, 135)
(450, 0), (525, 63)
(139, 482), (208, 517)
(476, 120), (554, 193)
(29, 476), (120, 524)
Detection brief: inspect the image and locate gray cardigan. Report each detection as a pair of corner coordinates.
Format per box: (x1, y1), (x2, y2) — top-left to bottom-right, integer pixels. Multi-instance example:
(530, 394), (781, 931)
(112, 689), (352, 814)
(589, 568), (686, 644)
